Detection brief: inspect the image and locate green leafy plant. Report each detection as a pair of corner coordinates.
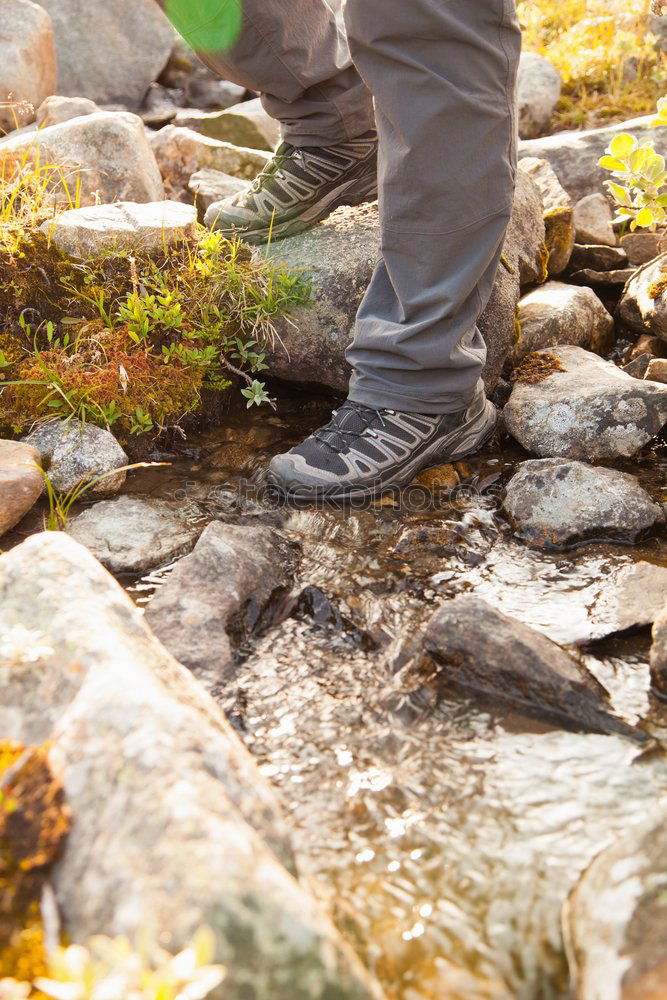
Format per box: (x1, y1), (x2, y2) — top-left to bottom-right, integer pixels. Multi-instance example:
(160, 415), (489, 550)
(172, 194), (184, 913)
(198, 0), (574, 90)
(599, 96), (667, 229)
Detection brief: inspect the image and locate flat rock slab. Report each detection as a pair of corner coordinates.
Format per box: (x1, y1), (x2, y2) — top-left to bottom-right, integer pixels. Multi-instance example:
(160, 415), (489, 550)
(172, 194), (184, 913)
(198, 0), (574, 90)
(505, 345), (667, 461)
(66, 495), (204, 575)
(0, 439), (42, 536)
(587, 561), (667, 640)
(563, 809), (667, 1000)
(411, 595), (639, 738)
(0, 531), (382, 1000)
(513, 281), (613, 365)
(503, 459), (664, 548)
(0, 111), (164, 206)
(146, 521), (300, 688)
(42, 200), (197, 257)
(175, 97), (281, 151)
(568, 244), (628, 272)
(618, 252), (667, 342)
(25, 420), (128, 495)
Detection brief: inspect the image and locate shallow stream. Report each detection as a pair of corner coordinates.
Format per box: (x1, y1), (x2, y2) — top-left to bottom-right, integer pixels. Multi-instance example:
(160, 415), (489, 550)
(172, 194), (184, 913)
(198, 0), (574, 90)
(13, 387), (667, 999)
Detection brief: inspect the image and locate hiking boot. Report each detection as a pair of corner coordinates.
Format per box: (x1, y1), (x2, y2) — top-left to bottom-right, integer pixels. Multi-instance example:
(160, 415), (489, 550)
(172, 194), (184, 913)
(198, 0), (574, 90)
(204, 129), (378, 244)
(266, 382), (498, 503)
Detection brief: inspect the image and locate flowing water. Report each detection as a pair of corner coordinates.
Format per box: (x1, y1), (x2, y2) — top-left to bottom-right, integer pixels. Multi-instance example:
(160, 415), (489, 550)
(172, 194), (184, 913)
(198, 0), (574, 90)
(19, 386), (667, 999)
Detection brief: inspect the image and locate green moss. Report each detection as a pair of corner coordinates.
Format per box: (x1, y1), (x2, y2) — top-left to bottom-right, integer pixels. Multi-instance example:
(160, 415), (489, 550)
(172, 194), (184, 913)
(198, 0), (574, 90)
(513, 310), (522, 345)
(536, 241), (550, 285)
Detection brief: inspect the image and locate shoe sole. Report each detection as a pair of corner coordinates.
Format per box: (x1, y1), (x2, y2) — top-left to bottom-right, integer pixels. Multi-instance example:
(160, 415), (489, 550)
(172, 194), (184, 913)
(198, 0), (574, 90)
(268, 398), (499, 504)
(210, 169), (379, 246)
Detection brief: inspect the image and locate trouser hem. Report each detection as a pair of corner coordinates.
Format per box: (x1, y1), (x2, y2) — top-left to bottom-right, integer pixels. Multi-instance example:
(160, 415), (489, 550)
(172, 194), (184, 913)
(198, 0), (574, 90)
(347, 380), (483, 416)
(280, 113), (377, 148)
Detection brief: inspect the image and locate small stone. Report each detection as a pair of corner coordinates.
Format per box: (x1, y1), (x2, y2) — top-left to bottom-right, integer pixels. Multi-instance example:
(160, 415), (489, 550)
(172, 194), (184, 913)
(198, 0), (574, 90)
(0, 111), (164, 205)
(569, 267), (636, 287)
(645, 357), (667, 383)
(573, 193), (618, 247)
(512, 281), (613, 364)
(650, 602), (667, 695)
(0, 439), (42, 536)
(146, 521), (299, 687)
(411, 595), (637, 737)
(150, 124), (271, 199)
(519, 157), (574, 275)
(627, 333), (665, 360)
(621, 229), (666, 266)
(588, 561), (667, 639)
(66, 496), (204, 575)
(618, 252), (667, 341)
(0, 0), (56, 134)
(174, 97), (281, 151)
(411, 464), (460, 490)
(139, 82), (183, 128)
(568, 243), (628, 271)
(188, 168), (249, 219)
(623, 353), (652, 379)
(504, 345), (667, 460)
(41, 200), (196, 257)
(25, 420), (128, 495)
(36, 94), (99, 128)
(517, 52), (562, 139)
(503, 458), (664, 548)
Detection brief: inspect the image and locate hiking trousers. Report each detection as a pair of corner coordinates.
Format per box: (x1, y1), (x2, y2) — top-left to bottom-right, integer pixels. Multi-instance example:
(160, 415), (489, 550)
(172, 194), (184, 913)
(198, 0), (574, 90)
(171, 0), (521, 414)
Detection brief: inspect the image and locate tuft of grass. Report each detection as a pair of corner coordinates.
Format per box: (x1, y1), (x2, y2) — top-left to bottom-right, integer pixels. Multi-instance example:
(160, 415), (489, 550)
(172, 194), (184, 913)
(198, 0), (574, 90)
(518, 0), (667, 132)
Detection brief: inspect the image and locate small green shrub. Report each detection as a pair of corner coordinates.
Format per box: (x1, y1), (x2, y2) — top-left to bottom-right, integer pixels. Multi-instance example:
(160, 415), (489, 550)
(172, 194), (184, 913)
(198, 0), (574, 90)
(599, 96), (667, 229)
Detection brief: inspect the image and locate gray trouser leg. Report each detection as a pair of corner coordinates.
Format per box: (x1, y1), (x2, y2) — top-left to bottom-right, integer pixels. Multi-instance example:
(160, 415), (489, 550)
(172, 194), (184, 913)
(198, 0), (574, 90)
(344, 0), (521, 413)
(160, 0), (375, 145)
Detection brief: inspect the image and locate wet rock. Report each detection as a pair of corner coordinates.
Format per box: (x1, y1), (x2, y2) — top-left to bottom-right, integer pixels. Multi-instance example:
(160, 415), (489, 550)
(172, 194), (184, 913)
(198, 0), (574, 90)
(503, 459), (664, 548)
(146, 521), (299, 688)
(36, 94), (99, 128)
(0, 531), (383, 1000)
(150, 124), (270, 200)
(512, 282), (613, 364)
(0, 111), (164, 205)
(519, 115), (667, 203)
(519, 157), (574, 275)
(414, 595), (638, 737)
(568, 244), (628, 272)
(587, 561), (667, 640)
(66, 496), (203, 574)
(504, 345), (667, 461)
(0, 0), (56, 134)
(0, 440), (42, 537)
(25, 420), (128, 496)
(42, 200), (196, 258)
(621, 230), (666, 266)
(34, 0), (174, 105)
(573, 193), (617, 247)
(650, 603), (667, 695)
(618, 253), (667, 341)
(645, 357), (667, 383)
(264, 167), (545, 395)
(175, 98), (280, 151)
(569, 267), (636, 288)
(563, 810), (667, 1000)
(517, 53), (562, 139)
(188, 168), (249, 219)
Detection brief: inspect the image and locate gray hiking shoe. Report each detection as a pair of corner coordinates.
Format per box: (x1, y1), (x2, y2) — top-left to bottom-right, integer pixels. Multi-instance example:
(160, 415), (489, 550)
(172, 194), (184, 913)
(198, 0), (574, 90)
(204, 129), (378, 244)
(267, 382), (498, 503)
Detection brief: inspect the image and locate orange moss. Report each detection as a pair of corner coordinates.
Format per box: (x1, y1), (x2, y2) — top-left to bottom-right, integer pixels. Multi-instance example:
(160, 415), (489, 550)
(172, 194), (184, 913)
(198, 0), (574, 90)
(511, 351), (566, 384)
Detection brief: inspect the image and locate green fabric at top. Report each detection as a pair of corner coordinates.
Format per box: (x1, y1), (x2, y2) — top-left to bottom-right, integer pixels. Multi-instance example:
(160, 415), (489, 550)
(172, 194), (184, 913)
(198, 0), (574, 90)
(165, 0), (242, 52)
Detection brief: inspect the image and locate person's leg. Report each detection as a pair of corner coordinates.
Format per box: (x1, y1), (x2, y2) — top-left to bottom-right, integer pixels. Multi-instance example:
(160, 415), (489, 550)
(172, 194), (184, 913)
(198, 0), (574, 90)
(267, 0), (521, 500)
(161, 0), (375, 145)
(344, 0), (521, 414)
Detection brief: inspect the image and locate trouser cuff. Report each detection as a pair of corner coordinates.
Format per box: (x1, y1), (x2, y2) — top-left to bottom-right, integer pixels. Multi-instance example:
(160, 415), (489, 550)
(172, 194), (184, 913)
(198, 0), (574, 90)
(347, 378), (483, 416)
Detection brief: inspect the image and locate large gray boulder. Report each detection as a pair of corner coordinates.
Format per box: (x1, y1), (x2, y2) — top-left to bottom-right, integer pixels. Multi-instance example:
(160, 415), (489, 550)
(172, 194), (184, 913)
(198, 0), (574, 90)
(519, 115), (667, 202)
(264, 166), (545, 395)
(503, 459), (664, 548)
(0, 439), (42, 537)
(618, 252), (667, 341)
(0, 531), (383, 1000)
(504, 346), (667, 460)
(25, 420), (128, 495)
(563, 810), (667, 1000)
(0, 111), (164, 205)
(33, 0), (175, 105)
(517, 52), (562, 139)
(146, 521), (300, 689)
(513, 281), (613, 364)
(407, 595), (640, 738)
(0, 0), (56, 134)
(66, 496), (204, 575)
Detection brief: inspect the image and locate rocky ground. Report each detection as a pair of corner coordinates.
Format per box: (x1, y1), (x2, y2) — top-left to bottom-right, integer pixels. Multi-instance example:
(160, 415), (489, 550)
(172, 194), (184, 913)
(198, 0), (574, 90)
(2, 1), (667, 999)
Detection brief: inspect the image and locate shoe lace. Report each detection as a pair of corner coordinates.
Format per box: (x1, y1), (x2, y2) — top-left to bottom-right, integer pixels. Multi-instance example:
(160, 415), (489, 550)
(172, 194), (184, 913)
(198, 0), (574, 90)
(312, 401), (392, 454)
(248, 143), (302, 194)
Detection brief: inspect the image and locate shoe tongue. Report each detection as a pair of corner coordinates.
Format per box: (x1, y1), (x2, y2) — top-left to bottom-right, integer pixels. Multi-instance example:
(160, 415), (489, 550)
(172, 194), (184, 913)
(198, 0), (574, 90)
(320, 403), (375, 450)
